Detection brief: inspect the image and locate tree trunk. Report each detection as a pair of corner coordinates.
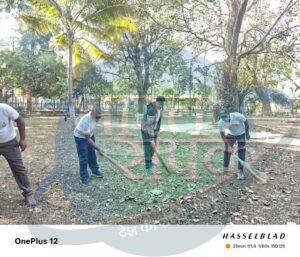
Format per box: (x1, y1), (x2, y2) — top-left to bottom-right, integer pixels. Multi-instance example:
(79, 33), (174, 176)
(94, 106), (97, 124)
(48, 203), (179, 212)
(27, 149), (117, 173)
(220, 0), (249, 112)
(238, 94), (246, 113)
(0, 88), (3, 102)
(4, 90), (9, 103)
(221, 61), (240, 112)
(137, 94), (145, 114)
(97, 96), (101, 107)
(67, 39), (75, 119)
(53, 98), (56, 112)
(255, 87), (271, 115)
(78, 95), (84, 112)
(11, 89), (15, 107)
(26, 87), (32, 116)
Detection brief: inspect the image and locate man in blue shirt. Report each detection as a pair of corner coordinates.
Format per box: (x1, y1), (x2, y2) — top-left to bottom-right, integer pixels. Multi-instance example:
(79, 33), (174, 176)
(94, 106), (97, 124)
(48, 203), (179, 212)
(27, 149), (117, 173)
(218, 107), (250, 180)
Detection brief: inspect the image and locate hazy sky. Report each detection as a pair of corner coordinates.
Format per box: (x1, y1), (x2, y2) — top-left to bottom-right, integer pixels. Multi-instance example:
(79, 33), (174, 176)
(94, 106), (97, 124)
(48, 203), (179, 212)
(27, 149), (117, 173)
(0, 12), (20, 41)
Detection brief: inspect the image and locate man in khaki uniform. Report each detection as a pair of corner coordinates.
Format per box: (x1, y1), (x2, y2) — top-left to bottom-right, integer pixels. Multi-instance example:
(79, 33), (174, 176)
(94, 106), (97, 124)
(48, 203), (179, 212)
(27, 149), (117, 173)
(0, 103), (36, 206)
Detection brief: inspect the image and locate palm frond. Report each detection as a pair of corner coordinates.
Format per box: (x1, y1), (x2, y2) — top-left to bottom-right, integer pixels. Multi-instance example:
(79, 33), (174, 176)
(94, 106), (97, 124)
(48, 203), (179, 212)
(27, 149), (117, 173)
(74, 21), (118, 44)
(75, 16), (135, 44)
(50, 33), (67, 47)
(27, 0), (62, 20)
(73, 41), (84, 66)
(80, 38), (105, 63)
(19, 13), (54, 34)
(108, 17), (136, 32)
(83, 2), (134, 24)
(99, 17), (136, 44)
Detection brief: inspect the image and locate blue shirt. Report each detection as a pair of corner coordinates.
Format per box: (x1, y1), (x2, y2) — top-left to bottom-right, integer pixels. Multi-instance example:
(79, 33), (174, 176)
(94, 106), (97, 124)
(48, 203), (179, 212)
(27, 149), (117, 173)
(218, 112), (247, 136)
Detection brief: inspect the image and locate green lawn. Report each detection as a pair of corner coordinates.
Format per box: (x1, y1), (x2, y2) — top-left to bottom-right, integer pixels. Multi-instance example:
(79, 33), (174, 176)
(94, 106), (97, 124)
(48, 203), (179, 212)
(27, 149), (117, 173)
(73, 113), (225, 221)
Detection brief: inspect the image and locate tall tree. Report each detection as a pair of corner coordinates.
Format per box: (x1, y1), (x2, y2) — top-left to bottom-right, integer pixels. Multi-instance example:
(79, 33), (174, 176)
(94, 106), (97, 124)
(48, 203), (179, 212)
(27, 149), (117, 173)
(18, 0), (134, 118)
(101, 0), (184, 113)
(73, 61), (111, 110)
(0, 50), (25, 103)
(155, 0), (300, 111)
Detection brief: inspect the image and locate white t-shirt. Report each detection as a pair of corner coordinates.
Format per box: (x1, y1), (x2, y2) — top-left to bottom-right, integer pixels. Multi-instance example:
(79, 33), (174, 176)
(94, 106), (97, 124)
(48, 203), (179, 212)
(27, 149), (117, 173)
(0, 103), (19, 143)
(218, 112), (247, 136)
(73, 112), (97, 138)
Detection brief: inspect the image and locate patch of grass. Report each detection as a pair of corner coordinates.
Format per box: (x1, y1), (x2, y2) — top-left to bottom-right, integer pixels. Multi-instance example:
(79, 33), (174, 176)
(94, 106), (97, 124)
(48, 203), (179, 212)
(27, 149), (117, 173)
(174, 112), (196, 124)
(196, 144), (216, 183)
(60, 113), (225, 222)
(175, 143), (191, 169)
(76, 128), (221, 222)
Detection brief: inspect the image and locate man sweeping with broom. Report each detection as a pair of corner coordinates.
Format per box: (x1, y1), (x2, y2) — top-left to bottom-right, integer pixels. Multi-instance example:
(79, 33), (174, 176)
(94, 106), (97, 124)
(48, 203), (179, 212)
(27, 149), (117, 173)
(74, 105), (103, 185)
(218, 107), (250, 180)
(141, 96), (165, 176)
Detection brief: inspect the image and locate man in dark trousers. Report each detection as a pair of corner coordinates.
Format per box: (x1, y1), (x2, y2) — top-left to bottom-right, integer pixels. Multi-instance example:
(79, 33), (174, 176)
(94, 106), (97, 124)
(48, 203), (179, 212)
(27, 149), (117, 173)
(0, 103), (36, 206)
(218, 107), (250, 180)
(141, 96), (165, 176)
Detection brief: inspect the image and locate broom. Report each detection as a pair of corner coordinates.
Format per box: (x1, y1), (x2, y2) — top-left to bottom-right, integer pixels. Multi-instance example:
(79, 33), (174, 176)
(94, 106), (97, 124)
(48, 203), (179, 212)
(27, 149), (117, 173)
(233, 153), (268, 184)
(151, 145), (172, 174)
(97, 148), (131, 175)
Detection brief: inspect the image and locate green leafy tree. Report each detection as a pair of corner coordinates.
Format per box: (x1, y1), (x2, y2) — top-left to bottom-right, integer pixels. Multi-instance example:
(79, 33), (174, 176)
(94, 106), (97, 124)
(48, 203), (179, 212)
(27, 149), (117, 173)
(73, 61), (111, 110)
(0, 51), (25, 102)
(102, 0), (183, 113)
(19, 0), (135, 118)
(158, 0), (300, 111)
(0, 32), (66, 112)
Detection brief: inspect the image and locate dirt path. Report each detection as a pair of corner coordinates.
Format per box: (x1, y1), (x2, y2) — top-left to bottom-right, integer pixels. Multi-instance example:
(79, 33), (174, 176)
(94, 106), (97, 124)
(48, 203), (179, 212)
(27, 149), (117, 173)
(0, 117), (78, 224)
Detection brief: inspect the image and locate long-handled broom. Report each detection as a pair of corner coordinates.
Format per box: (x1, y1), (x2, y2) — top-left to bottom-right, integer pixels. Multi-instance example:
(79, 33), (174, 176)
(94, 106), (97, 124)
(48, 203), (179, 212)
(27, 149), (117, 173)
(151, 145), (172, 174)
(97, 148), (131, 175)
(233, 153), (268, 184)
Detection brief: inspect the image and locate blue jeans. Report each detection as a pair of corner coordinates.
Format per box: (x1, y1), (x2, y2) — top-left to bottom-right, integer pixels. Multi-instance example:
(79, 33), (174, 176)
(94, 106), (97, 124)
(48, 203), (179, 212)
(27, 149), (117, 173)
(74, 135), (100, 182)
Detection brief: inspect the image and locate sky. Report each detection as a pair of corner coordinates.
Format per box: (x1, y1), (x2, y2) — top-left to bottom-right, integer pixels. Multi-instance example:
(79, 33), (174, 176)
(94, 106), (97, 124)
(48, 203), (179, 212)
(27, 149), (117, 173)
(0, 12), (20, 48)
(0, 12), (19, 36)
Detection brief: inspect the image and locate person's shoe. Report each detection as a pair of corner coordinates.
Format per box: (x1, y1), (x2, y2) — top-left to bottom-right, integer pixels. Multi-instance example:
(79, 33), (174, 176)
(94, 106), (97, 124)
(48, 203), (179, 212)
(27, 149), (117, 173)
(145, 167), (153, 176)
(237, 170), (245, 180)
(92, 172), (103, 178)
(223, 166), (230, 173)
(81, 179), (89, 185)
(152, 161), (159, 167)
(25, 194), (37, 207)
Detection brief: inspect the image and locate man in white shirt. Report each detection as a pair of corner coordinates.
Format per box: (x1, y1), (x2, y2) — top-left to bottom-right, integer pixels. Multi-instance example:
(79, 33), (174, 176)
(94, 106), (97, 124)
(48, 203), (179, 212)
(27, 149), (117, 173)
(0, 103), (36, 206)
(74, 105), (103, 185)
(218, 107), (250, 180)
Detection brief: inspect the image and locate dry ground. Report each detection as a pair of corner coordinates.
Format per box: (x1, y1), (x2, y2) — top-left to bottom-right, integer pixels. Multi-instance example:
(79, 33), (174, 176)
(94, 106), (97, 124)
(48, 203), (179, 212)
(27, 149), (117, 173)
(0, 115), (299, 224)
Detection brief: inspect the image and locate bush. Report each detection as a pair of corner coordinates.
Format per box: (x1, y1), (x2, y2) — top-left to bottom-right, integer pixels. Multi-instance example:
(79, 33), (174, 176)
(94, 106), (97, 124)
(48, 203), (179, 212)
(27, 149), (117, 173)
(14, 106), (28, 117)
(269, 89), (291, 107)
(212, 103), (221, 122)
(271, 110), (291, 117)
(293, 99), (300, 111)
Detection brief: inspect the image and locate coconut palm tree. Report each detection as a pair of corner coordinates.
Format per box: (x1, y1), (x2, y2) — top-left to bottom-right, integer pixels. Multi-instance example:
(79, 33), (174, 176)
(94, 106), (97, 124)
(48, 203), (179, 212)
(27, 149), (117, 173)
(19, 0), (135, 118)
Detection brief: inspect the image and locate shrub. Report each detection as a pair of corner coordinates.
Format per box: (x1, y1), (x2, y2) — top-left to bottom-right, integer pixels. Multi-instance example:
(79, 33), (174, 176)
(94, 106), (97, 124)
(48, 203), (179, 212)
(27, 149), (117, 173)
(14, 106), (28, 117)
